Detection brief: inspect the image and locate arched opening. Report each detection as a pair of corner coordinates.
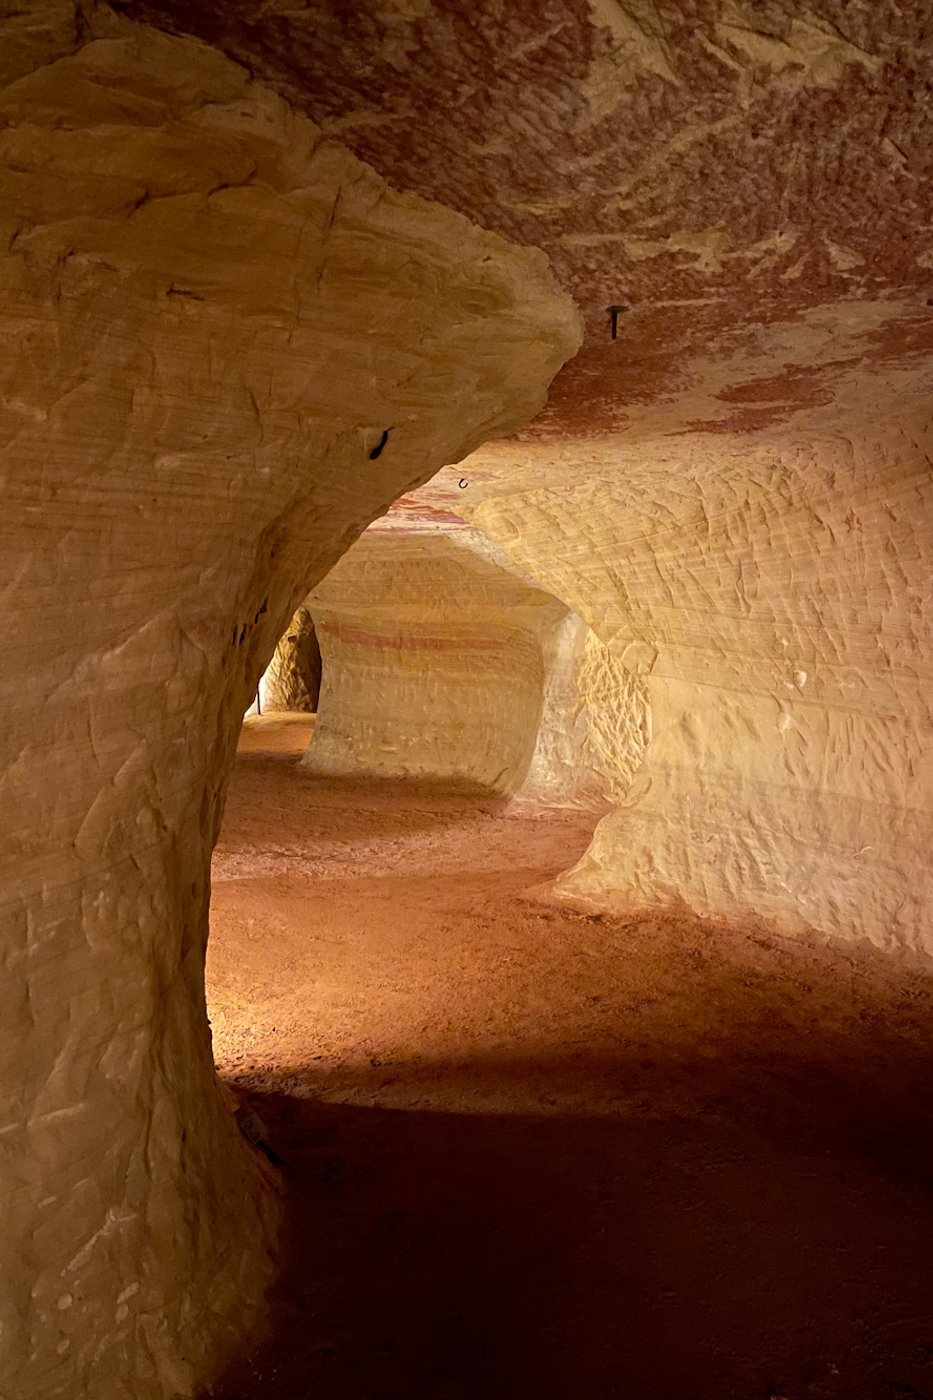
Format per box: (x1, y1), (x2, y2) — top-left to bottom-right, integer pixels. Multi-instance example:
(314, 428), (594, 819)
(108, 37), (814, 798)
(242, 609), (323, 763)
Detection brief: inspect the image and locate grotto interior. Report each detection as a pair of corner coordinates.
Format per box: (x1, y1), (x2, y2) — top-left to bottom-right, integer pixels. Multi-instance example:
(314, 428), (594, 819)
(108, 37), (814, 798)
(3, 2), (933, 1398)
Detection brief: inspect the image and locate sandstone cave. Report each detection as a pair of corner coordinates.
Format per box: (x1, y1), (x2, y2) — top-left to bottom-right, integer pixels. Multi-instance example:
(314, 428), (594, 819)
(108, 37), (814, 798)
(3, 3), (933, 1398)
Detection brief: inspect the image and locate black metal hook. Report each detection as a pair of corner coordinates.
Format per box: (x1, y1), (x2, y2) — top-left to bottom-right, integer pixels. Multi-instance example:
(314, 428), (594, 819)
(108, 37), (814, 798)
(607, 304), (629, 340)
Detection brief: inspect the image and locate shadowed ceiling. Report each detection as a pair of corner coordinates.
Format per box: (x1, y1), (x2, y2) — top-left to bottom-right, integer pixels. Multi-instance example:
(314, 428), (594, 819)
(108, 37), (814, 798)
(129, 0), (933, 436)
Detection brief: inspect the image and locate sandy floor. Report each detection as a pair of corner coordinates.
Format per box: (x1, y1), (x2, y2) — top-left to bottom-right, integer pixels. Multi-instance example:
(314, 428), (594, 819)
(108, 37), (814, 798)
(208, 713), (933, 1400)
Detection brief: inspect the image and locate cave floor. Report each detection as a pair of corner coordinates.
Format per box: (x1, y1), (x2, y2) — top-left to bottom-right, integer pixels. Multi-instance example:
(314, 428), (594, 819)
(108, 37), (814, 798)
(207, 714), (933, 1400)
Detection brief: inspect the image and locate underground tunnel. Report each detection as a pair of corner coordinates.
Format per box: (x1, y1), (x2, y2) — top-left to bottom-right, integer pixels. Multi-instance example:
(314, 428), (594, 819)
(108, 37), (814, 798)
(3, 2), (933, 1398)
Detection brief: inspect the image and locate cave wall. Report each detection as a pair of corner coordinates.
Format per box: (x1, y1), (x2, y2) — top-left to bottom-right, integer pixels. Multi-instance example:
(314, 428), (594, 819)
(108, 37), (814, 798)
(508, 611), (649, 811)
(303, 530), (571, 794)
(302, 526), (648, 805)
(0, 7), (581, 1396)
(455, 401), (933, 952)
(262, 605), (322, 713)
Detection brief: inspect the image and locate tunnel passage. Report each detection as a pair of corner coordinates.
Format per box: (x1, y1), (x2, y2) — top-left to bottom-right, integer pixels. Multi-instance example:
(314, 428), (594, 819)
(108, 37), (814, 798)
(5, 0), (933, 1397)
(300, 528), (573, 794)
(287, 522), (650, 809)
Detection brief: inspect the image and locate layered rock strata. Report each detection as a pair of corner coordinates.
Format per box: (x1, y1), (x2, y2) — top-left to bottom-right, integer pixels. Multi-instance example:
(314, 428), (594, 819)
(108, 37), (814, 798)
(302, 525), (646, 805)
(303, 531), (571, 794)
(0, 7), (580, 1396)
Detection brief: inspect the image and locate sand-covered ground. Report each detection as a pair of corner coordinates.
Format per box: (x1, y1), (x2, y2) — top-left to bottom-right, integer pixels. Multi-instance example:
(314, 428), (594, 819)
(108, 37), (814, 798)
(207, 713), (933, 1400)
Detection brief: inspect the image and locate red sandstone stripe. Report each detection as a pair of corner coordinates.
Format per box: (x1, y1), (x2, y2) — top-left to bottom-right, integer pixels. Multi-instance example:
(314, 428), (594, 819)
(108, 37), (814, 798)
(319, 621), (502, 652)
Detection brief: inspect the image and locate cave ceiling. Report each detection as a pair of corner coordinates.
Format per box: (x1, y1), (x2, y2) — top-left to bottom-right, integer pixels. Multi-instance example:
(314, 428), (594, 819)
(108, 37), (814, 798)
(130, 0), (933, 440)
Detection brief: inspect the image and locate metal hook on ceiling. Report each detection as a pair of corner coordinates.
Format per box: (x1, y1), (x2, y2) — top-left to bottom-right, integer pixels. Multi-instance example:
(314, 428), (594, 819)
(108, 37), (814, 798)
(607, 303), (629, 340)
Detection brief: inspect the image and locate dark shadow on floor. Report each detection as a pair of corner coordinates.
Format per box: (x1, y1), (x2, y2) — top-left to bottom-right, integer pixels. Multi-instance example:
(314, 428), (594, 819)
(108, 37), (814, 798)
(206, 1074), (933, 1400)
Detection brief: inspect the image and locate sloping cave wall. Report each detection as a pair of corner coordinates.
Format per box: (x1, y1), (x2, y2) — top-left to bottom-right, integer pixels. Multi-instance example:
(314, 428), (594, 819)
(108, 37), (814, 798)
(454, 397), (933, 953)
(0, 7), (581, 1396)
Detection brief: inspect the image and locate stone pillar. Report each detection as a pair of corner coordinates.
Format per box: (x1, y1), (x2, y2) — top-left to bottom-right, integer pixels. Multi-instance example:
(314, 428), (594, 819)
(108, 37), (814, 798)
(262, 606), (322, 712)
(0, 9), (581, 1396)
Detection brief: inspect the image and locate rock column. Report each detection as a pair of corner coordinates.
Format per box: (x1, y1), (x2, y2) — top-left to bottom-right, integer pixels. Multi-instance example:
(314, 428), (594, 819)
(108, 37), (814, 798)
(0, 9), (580, 1395)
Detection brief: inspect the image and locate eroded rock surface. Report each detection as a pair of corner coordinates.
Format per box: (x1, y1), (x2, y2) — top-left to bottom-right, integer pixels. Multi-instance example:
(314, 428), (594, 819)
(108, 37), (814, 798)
(445, 399), (933, 952)
(263, 606), (321, 713)
(121, 0), (933, 434)
(83, 0), (933, 954)
(5, 0), (933, 1391)
(0, 7), (580, 1396)
(302, 530), (569, 794)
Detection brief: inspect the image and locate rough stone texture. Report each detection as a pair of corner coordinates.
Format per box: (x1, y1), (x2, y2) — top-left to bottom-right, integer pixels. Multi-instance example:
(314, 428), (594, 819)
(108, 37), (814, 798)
(116, 0), (933, 957)
(0, 7), (581, 1396)
(315, 384), (933, 955)
(445, 394), (933, 951)
(124, 0), (933, 434)
(262, 606), (321, 713)
(302, 530), (571, 794)
(5, 0), (933, 1385)
(511, 613), (623, 811)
